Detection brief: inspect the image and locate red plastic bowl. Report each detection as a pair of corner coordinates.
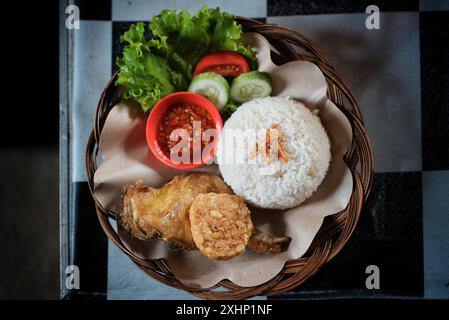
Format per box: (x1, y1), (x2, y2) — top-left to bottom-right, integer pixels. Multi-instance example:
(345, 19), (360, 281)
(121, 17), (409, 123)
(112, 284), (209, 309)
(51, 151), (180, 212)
(146, 92), (223, 170)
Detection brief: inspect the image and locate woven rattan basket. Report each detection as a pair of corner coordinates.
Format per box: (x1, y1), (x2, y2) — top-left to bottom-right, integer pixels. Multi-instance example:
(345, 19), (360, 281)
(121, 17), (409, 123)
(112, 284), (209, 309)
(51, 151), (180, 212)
(86, 17), (374, 300)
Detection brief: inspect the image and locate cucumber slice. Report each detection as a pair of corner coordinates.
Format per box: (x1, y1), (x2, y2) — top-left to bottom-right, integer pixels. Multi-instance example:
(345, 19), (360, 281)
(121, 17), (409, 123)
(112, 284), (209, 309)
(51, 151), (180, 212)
(188, 72), (229, 111)
(230, 71), (272, 103)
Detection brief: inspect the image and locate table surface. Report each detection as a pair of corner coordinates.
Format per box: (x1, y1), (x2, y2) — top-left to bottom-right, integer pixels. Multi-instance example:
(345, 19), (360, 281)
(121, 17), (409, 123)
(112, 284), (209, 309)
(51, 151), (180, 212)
(59, 0), (449, 300)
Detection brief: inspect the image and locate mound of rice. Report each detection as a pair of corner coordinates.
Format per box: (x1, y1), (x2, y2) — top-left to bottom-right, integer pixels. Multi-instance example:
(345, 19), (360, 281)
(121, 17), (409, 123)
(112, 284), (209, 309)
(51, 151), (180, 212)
(217, 97), (331, 209)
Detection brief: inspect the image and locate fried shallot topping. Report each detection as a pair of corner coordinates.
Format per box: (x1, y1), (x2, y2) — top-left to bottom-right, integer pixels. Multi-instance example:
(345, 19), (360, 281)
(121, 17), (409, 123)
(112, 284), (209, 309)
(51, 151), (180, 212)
(248, 124), (289, 164)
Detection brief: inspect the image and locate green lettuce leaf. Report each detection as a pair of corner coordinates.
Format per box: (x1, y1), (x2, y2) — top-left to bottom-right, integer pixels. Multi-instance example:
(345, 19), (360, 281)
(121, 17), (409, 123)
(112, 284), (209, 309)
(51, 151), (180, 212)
(221, 100), (239, 120)
(115, 23), (178, 112)
(116, 7), (256, 112)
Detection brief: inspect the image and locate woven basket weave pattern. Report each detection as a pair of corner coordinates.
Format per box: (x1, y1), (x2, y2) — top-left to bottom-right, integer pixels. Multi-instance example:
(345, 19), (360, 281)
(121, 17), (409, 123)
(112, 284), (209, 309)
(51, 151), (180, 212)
(85, 17), (374, 300)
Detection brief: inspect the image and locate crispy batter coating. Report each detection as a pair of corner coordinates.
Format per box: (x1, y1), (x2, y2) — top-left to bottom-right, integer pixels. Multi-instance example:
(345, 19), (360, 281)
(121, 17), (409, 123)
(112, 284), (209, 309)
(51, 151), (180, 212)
(248, 229), (291, 254)
(119, 173), (232, 249)
(190, 193), (253, 260)
(119, 173), (291, 259)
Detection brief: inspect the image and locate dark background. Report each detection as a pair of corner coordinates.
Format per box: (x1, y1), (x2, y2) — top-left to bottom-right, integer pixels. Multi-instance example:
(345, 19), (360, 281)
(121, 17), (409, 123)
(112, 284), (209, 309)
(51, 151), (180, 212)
(0, 0), (59, 299)
(0, 0), (448, 300)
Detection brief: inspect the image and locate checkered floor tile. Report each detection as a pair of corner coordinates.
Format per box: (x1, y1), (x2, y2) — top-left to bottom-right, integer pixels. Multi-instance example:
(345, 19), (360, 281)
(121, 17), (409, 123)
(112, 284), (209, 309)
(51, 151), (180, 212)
(64, 0), (449, 299)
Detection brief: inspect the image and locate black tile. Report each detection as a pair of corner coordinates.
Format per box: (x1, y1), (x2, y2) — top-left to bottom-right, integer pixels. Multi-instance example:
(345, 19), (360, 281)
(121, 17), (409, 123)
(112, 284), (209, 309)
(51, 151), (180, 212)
(112, 21), (153, 74)
(241, 17), (266, 32)
(267, 0), (418, 16)
(251, 17), (267, 23)
(420, 11), (449, 171)
(112, 21), (134, 74)
(64, 291), (107, 300)
(270, 172), (423, 299)
(75, 0), (111, 20)
(71, 182), (108, 295)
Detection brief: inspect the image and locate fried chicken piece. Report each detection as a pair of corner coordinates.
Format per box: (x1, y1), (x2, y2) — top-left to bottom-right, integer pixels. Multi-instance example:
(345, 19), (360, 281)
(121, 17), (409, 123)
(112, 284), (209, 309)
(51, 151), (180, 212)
(119, 173), (232, 249)
(119, 174), (291, 257)
(190, 193), (253, 260)
(248, 229), (291, 254)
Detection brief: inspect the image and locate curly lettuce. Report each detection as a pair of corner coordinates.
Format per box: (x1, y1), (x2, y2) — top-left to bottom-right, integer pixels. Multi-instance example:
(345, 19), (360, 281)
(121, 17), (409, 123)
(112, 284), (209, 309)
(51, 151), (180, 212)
(115, 23), (182, 112)
(116, 6), (256, 112)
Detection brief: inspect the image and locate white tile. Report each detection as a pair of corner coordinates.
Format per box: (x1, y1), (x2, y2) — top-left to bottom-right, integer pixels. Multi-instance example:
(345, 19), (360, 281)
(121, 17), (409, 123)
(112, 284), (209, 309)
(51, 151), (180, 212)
(72, 21), (112, 182)
(107, 241), (267, 299)
(107, 242), (197, 300)
(422, 171), (449, 299)
(112, 0), (267, 21)
(268, 13), (421, 173)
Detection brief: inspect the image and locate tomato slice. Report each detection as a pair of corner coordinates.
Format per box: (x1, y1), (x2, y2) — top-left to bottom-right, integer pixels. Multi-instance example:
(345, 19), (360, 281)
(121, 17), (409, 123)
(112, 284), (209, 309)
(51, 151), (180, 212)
(193, 52), (250, 77)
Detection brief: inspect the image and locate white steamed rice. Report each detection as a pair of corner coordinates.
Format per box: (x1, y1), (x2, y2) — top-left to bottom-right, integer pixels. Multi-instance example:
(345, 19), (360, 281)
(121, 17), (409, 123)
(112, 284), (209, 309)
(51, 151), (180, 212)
(217, 96), (331, 209)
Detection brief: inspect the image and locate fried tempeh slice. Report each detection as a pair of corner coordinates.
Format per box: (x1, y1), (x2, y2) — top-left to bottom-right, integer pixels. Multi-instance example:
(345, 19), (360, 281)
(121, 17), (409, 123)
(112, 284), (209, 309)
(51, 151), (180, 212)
(190, 193), (253, 260)
(190, 193), (291, 259)
(120, 175), (291, 259)
(119, 173), (232, 250)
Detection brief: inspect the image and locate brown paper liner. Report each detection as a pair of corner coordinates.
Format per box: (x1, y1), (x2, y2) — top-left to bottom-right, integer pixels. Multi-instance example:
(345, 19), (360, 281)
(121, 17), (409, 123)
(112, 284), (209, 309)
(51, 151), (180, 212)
(93, 33), (353, 288)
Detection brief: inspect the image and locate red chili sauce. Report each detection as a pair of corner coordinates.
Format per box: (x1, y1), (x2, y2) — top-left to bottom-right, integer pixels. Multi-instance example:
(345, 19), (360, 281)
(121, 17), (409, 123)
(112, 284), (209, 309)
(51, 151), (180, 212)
(157, 104), (215, 159)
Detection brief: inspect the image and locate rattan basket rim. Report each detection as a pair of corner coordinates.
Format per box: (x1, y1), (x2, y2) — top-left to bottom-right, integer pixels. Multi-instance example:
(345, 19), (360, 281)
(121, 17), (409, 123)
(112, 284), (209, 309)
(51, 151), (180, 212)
(85, 17), (375, 300)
